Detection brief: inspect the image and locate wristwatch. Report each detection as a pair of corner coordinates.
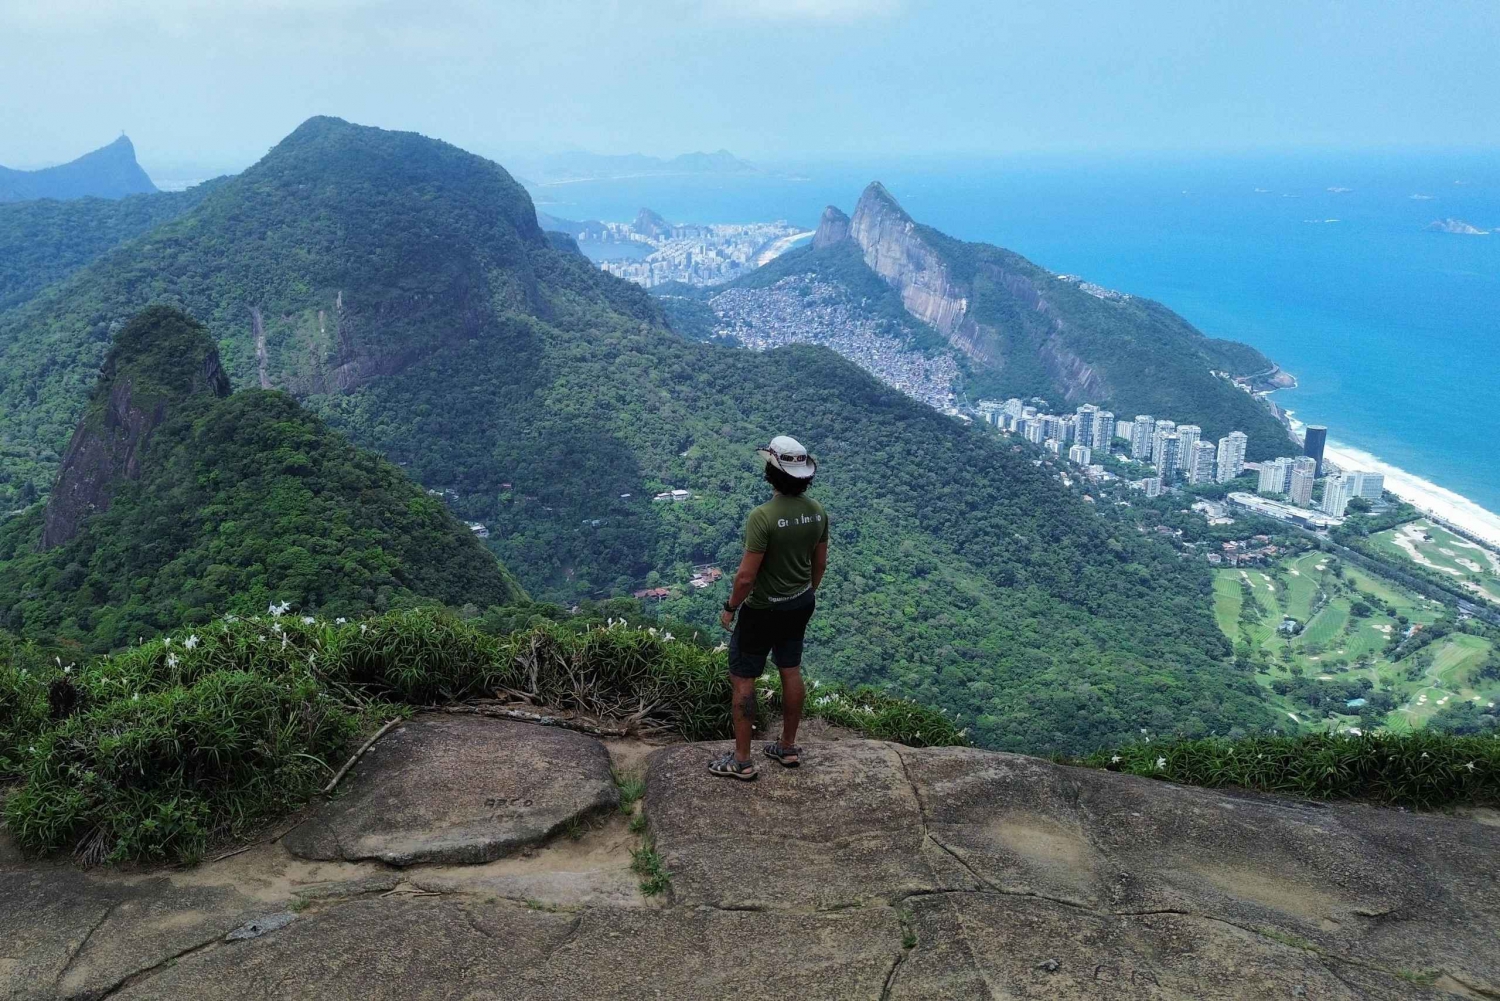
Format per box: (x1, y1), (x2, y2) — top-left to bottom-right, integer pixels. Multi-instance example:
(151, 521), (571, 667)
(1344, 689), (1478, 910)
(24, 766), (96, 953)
(722, 601), (738, 613)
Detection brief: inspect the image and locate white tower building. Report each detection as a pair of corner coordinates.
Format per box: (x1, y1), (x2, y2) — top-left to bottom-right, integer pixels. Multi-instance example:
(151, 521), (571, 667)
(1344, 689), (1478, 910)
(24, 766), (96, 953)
(1215, 432), (1248, 483)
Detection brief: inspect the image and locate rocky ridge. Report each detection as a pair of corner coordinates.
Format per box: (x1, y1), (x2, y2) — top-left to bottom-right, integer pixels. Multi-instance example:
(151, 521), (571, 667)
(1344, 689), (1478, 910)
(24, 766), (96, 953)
(2, 715), (1495, 1000)
(818, 182), (1108, 403)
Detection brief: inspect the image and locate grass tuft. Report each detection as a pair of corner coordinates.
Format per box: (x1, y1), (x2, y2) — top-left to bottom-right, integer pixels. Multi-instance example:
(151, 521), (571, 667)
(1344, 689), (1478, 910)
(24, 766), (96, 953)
(612, 768), (646, 815)
(630, 835), (672, 897)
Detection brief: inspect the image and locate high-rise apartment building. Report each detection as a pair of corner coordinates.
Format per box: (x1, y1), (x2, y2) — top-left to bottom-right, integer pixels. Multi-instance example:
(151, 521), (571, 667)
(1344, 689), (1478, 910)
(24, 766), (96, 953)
(1258, 457), (1295, 494)
(1176, 425), (1202, 467)
(1115, 419), (1134, 446)
(1288, 457), (1317, 506)
(1322, 473), (1355, 516)
(1155, 433), (1182, 481)
(1092, 411), (1116, 453)
(1352, 472), (1385, 500)
(1023, 420), (1045, 444)
(1131, 415), (1154, 460)
(1075, 404), (1098, 441)
(1215, 432), (1248, 483)
(1152, 420), (1177, 470)
(1143, 476), (1162, 498)
(1187, 441), (1218, 484)
(1304, 425), (1328, 477)
(1068, 444), (1092, 465)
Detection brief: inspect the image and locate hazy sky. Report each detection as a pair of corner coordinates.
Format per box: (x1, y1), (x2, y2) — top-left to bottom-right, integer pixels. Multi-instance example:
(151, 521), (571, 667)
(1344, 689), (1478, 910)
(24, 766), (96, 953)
(1, 0), (1496, 173)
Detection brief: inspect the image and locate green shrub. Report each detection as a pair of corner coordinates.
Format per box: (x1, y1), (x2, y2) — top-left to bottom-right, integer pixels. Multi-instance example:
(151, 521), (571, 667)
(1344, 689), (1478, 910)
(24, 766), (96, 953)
(3, 670), (368, 863)
(765, 677), (967, 748)
(1078, 731), (1499, 810)
(0, 608), (955, 863)
(0, 634), (57, 781)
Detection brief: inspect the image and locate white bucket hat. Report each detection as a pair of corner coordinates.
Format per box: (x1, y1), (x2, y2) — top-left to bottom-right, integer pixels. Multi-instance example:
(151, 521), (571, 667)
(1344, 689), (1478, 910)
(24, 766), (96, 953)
(757, 435), (817, 480)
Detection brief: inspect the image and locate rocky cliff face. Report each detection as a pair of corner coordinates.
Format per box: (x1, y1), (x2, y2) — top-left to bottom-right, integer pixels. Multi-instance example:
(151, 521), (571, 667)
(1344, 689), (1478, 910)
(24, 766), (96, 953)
(810, 205), (851, 250)
(40, 308), (231, 550)
(818, 182), (1103, 401)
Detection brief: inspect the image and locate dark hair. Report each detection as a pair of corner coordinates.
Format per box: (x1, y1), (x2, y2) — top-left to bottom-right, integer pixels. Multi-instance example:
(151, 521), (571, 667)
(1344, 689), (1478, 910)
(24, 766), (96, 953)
(765, 462), (812, 496)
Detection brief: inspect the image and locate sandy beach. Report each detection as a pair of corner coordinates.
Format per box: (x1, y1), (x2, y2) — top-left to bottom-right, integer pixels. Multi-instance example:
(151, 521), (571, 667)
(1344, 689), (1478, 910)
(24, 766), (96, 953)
(1321, 438), (1500, 549)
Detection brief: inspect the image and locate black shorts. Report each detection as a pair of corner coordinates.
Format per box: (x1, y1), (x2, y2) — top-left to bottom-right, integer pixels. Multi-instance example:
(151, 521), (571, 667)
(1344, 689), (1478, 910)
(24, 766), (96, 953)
(728, 590), (816, 679)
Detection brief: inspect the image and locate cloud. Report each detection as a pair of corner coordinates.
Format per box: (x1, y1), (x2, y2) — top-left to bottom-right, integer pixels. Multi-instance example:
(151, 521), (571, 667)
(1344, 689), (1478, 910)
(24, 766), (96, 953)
(698, 0), (901, 22)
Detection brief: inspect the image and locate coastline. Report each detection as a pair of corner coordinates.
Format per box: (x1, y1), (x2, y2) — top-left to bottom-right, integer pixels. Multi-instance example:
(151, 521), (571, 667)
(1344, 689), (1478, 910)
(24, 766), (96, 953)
(1320, 438), (1500, 550)
(1279, 405), (1500, 549)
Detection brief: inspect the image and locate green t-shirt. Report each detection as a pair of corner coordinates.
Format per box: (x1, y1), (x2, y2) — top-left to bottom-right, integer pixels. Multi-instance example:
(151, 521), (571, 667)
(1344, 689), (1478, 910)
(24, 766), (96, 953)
(744, 494), (829, 609)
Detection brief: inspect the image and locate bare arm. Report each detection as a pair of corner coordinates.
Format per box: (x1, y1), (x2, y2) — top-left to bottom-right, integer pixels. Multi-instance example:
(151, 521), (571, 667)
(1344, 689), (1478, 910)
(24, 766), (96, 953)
(727, 550), (765, 610)
(811, 541), (828, 591)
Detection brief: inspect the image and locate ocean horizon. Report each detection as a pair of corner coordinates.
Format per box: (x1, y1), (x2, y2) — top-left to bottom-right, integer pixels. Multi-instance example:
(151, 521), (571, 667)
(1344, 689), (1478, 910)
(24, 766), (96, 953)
(528, 149), (1500, 520)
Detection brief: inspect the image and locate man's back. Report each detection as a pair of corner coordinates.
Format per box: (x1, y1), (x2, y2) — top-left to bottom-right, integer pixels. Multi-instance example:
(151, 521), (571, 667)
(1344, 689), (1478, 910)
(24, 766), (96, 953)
(744, 493), (828, 609)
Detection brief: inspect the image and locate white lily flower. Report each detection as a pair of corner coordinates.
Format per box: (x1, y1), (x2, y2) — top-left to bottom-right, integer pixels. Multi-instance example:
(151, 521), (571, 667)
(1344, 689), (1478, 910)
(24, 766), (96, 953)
(302, 616), (315, 625)
(163, 637), (172, 647)
(166, 653), (179, 669)
(1421, 751), (1429, 759)
(1466, 761), (1476, 772)
(335, 618), (347, 625)
(132, 693), (140, 701)
(184, 635), (199, 650)
(1156, 757), (1167, 770)
(63, 665), (71, 675)
(360, 624), (368, 634)
(1110, 755), (1122, 764)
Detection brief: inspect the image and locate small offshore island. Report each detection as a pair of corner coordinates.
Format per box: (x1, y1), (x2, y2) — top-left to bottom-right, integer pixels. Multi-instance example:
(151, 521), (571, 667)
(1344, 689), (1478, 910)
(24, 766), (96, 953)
(1426, 217), (1490, 235)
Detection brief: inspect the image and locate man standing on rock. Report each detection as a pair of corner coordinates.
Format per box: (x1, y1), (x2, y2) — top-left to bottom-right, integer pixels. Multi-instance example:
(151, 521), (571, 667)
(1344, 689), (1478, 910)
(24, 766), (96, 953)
(711, 436), (828, 781)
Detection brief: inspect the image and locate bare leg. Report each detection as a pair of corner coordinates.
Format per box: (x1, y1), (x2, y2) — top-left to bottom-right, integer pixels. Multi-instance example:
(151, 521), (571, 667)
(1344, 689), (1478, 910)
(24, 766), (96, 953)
(731, 675), (757, 762)
(778, 666), (805, 747)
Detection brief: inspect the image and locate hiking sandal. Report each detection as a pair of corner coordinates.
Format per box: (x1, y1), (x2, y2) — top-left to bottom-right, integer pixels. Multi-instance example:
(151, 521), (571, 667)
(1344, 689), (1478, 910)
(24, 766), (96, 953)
(763, 740), (802, 768)
(708, 751), (758, 781)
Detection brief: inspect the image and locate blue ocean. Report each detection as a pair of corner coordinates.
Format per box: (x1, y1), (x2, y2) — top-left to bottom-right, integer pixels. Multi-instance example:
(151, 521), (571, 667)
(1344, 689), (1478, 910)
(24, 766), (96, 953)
(528, 151), (1500, 513)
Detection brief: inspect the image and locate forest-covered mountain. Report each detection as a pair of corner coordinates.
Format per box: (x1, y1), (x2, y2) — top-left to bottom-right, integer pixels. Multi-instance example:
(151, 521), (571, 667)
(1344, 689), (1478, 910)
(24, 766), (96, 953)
(0, 135), (158, 203)
(0, 117), (1279, 751)
(682, 183), (1292, 459)
(0, 305), (523, 652)
(0, 180), (224, 313)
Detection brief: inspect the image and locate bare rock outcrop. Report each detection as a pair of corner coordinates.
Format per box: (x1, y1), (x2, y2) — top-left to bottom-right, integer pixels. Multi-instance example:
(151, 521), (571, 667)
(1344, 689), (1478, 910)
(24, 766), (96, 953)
(283, 716), (619, 866)
(5, 729), (1496, 1000)
(811, 204), (851, 249)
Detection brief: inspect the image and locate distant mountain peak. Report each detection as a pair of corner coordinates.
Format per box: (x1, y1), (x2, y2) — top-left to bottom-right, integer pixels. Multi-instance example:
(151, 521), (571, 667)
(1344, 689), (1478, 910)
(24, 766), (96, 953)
(853, 181), (911, 225)
(632, 207), (672, 238)
(811, 205), (851, 249)
(0, 135), (157, 203)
